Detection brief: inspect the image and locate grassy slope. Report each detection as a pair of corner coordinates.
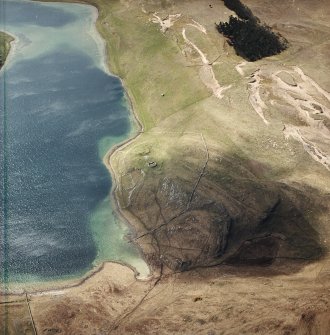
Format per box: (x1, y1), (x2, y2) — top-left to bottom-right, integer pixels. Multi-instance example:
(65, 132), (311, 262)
(88, 1), (263, 172)
(87, 0), (320, 181)
(45, 0), (306, 178)
(87, 0), (211, 131)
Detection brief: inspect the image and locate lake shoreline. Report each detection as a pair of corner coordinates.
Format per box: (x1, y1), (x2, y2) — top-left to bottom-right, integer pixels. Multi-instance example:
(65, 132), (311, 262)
(1, 259), (153, 297)
(63, 0), (155, 282)
(76, 0), (154, 282)
(1, 0), (152, 296)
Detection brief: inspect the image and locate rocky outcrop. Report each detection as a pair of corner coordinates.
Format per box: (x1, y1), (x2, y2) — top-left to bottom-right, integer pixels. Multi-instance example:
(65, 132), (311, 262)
(112, 134), (323, 272)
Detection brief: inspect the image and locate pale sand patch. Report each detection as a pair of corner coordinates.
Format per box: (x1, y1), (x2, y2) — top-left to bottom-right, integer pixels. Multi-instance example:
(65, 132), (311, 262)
(273, 67), (330, 120)
(182, 27), (209, 64)
(235, 61), (247, 76)
(248, 70), (269, 125)
(294, 66), (330, 101)
(284, 125), (330, 170)
(182, 27), (231, 99)
(271, 66), (330, 170)
(187, 19), (207, 34)
(151, 13), (182, 33)
(1, 260), (150, 296)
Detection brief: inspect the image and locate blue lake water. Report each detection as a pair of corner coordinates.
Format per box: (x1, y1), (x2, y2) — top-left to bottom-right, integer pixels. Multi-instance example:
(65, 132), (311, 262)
(0, 0), (148, 289)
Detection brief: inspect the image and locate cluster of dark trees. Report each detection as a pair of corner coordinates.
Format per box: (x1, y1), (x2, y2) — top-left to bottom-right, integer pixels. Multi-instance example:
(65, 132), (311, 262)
(222, 0), (255, 21)
(217, 0), (288, 61)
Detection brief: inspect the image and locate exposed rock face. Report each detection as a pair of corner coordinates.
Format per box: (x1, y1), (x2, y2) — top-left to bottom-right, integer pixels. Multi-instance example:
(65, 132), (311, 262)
(112, 134), (323, 272)
(157, 180), (321, 270)
(154, 187), (232, 270)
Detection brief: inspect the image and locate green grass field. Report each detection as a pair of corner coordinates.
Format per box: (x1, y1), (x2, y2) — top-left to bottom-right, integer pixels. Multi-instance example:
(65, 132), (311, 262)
(79, 0), (212, 131)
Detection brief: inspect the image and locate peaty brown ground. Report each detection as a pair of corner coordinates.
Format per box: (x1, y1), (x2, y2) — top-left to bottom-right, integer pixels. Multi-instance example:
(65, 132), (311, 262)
(22, 260), (330, 335)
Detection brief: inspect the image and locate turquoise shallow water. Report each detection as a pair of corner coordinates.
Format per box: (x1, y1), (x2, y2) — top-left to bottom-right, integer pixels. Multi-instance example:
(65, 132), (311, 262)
(0, 0), (149, 289)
